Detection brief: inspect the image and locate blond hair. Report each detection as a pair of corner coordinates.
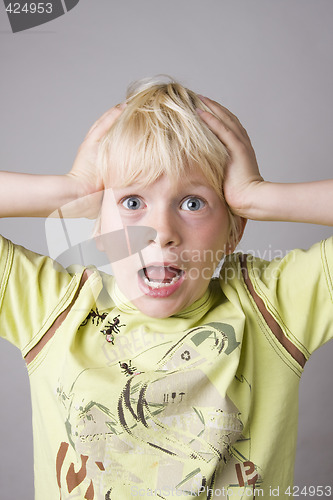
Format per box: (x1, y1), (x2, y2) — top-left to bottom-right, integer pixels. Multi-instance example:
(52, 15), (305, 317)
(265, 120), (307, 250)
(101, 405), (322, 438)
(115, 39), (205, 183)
(98, 77), (240, 244)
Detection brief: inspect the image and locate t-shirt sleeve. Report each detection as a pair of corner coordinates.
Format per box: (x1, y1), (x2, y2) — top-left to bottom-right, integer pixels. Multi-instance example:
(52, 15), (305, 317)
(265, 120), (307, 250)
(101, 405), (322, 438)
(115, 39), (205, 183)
(246, 237), (333, 358)
(0, 235), (83, 356)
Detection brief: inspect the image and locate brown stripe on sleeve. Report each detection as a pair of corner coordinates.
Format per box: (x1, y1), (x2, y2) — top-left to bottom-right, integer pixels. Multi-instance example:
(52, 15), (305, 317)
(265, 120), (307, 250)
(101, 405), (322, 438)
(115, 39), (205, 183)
(240, 254), (306, 368)
(25, 269), (92, 365)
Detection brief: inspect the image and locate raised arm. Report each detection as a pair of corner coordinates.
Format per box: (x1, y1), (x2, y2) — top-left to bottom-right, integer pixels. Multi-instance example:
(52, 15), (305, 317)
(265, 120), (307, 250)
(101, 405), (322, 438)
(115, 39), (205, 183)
(0, 172), (81, 218)
(0, 105), (124, 219)
(197, 96), (333, 227)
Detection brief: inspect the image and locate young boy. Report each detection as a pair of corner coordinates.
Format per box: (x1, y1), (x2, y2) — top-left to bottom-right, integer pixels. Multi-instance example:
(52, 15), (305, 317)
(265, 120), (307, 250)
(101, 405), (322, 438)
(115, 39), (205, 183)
(0, 80), (332, 499)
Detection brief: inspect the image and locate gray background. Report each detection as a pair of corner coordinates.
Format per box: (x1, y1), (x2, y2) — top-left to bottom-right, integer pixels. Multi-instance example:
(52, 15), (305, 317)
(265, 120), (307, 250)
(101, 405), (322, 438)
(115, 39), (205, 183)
(0, 0), (332, 497)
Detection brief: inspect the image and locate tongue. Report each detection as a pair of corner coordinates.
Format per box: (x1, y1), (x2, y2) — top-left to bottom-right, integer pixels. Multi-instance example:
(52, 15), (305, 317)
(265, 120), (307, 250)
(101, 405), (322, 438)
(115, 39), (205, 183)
(145, 266), (179, 282)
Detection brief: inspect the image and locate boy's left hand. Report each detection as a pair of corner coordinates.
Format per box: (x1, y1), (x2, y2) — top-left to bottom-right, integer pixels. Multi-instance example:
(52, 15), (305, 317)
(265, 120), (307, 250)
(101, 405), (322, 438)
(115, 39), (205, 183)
(197, 96), (264, 218)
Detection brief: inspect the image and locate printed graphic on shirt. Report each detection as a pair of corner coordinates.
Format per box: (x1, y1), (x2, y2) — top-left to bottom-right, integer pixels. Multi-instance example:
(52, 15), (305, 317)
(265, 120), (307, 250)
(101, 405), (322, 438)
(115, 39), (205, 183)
(80, 308), (108, 327)
(55, 322), (261, 498)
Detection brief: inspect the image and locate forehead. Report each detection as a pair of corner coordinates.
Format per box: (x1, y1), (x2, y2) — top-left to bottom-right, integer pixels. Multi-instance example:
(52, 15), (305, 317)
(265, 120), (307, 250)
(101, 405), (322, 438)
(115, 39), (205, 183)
(104, 162), (225, 211)
(109, 165), (221, 195)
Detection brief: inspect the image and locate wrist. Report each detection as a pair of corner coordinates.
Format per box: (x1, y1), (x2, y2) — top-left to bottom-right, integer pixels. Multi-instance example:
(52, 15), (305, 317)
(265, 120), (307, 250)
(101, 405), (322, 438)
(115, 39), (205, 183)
(226, 178), (266, 219)
(63, 173), (90, 201)
(242, 180), (333, 225)
(59, 174), (103, 219)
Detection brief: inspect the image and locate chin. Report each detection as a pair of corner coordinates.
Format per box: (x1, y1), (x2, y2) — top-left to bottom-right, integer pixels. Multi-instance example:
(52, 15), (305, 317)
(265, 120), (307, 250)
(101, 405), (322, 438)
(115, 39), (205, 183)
(133, 297), (182, 319)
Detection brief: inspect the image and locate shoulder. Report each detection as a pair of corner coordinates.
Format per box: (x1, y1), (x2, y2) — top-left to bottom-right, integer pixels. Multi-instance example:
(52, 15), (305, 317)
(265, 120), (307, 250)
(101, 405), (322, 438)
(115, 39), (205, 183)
(221, 237), (333, 290)
(220, 237), (333, 356)
(0, 234), (103, 352)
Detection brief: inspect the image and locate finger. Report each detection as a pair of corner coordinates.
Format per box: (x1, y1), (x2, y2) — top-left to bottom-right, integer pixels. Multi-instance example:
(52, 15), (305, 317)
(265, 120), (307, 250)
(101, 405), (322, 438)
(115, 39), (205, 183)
(197, 108), (244, 154)
(85, 104), (126, 142)
(86, 106), (123, 139)
(91, 102), (126, 128)
(198, 95), (238, 122)
(198, 96), (248, 138)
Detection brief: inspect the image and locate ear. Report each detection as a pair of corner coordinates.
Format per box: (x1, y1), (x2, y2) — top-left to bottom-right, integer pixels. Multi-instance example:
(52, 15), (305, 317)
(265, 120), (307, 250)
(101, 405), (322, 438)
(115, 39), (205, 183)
(225, 217), (247, 255)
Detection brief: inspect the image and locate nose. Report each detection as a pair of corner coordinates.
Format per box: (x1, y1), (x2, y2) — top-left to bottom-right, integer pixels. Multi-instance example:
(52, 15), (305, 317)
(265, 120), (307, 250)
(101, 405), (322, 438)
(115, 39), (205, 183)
(147, 207), (182, 248)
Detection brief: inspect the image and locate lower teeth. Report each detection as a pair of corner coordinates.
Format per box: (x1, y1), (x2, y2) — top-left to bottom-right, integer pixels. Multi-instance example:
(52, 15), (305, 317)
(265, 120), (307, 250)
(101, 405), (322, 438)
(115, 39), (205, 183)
(143, 274), (181, 289)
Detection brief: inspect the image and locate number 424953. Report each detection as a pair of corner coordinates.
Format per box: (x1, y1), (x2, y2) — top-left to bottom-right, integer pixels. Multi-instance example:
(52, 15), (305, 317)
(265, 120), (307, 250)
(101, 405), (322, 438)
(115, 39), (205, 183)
(6, 3), (53, 14)
(285, 485), (331, 496)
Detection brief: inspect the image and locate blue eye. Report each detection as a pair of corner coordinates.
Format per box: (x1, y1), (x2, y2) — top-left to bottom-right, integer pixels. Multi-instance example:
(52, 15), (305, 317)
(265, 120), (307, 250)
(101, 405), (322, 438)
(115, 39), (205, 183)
(122, 197), (143, 210)
(181, 197), (205, 211)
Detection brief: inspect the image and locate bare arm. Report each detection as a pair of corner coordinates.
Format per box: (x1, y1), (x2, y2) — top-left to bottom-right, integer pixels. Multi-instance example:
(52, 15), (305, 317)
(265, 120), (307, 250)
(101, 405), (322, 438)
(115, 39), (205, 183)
(0, 172), (81, 218)
(239, 179), (333, 226)
(197, 97), (333, 227)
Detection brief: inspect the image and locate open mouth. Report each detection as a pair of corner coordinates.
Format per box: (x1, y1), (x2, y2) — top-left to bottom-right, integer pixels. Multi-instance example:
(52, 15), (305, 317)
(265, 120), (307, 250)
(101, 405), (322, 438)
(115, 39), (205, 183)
(137, 265), (185, 297)
(139, 265), (184, 288)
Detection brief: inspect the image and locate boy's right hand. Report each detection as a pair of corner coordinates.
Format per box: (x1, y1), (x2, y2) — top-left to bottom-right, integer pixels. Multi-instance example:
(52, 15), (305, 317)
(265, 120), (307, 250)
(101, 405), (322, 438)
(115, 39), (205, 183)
(63, 104), (126, 218)
(0, 104), (125, 219)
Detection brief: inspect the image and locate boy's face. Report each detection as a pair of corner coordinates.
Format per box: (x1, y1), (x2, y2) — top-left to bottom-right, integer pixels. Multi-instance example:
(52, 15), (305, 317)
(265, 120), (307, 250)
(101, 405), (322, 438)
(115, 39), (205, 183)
(98, 170), (232, 318)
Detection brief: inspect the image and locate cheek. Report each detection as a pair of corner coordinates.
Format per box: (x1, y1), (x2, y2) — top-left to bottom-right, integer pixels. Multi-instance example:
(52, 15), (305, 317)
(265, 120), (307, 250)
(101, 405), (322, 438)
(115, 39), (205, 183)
(195, 213), (230, 251)
(100, 190), (123, 235)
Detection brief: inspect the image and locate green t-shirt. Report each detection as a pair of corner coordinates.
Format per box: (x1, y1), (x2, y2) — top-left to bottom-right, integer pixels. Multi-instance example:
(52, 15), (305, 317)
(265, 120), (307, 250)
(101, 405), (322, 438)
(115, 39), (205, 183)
(0, 235), (333, 499)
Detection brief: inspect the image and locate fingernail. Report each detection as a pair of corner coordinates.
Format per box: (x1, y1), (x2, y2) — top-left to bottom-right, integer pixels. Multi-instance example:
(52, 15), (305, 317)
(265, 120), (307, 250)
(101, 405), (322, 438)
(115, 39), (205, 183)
(196, 108), (204, 115)
(118, 102), (127, 110)
(197, 94), (207, 101)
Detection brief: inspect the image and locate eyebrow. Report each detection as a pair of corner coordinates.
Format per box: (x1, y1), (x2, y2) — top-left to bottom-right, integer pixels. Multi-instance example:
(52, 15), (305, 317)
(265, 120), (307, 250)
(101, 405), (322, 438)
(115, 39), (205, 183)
(111, 177), (215, 196)
(181, 181), (215, 191)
